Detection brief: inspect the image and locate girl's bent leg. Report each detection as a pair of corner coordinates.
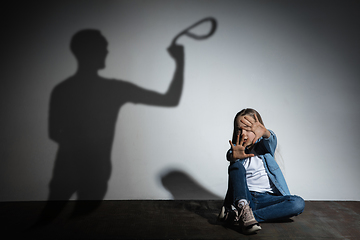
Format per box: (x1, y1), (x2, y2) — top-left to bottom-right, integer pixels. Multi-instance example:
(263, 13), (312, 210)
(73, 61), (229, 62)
(252, 192), (305, 223)
(220, 161), (258, 230)
(224, 161), (253, 208)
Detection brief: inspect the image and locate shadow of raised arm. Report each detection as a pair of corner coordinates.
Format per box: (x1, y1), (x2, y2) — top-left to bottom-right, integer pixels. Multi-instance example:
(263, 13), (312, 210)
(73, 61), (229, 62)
(135, 43), (184, 107)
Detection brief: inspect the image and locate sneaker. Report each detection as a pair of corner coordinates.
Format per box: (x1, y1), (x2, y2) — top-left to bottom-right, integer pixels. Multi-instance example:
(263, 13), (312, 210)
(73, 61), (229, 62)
(217, 206), (227, 222)
(237, 203), (261, 234)
(243, 224), (262, 234)
(217, 205), (239, 225)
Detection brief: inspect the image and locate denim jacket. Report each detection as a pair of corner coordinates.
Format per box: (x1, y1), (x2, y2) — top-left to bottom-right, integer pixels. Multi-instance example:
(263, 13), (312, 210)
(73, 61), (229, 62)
(227, 129), (291, 196)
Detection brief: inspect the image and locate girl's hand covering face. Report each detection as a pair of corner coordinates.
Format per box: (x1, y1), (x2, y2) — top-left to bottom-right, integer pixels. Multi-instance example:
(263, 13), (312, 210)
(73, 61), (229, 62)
(229, 133), (255, 161)
(240, 114), (267, 144)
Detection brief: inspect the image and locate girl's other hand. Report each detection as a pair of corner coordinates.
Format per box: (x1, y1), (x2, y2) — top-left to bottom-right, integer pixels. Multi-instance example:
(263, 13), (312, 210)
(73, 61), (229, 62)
(229, 134), (254, 161)
(240, 115), (270, 144)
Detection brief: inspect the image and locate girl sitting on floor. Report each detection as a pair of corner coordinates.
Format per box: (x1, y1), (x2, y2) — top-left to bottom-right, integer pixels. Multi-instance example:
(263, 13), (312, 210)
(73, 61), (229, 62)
(218, 108), (305, 234)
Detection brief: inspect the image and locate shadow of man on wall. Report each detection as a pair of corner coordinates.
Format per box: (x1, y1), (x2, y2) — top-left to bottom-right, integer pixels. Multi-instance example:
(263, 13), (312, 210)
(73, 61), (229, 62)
(38, 29), (184, 223)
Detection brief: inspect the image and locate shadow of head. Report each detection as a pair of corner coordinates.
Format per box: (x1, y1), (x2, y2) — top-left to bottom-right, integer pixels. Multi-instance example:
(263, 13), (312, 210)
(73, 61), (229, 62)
(70, 29), (108, 70)
(160, 170), (222, 200)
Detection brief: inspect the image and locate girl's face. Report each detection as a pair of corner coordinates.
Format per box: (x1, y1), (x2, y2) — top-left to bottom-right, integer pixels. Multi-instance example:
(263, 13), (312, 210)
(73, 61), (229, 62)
(236, 115), (256, 147)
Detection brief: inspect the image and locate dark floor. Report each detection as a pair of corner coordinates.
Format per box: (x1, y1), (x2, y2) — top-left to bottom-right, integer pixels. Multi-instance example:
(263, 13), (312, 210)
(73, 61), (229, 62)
(1, 200), (359, 239)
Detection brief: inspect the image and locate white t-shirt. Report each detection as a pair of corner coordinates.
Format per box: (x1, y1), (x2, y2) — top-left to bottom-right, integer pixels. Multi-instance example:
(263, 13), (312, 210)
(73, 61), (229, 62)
(243, 154), (274, 193)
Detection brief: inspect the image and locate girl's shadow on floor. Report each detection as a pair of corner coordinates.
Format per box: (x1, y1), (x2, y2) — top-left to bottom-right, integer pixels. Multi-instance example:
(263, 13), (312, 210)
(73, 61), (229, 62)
(160, 170), (223, 224)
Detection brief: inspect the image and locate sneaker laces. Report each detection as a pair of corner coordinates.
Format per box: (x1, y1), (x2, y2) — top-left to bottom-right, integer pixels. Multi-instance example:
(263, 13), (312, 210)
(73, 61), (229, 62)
(239, 204), (255, 223)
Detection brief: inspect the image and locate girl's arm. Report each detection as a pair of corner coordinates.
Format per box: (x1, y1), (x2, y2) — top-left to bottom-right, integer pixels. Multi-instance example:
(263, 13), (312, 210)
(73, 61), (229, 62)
(255, 130), (277, 156)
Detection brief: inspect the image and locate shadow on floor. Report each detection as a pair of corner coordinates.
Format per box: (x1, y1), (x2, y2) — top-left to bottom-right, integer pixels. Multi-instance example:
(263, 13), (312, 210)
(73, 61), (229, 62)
(160, 169), (225, 225)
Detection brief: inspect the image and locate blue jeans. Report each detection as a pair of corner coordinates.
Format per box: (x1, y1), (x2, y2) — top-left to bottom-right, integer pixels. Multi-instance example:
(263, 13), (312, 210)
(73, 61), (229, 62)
(224, 161), (305, 223)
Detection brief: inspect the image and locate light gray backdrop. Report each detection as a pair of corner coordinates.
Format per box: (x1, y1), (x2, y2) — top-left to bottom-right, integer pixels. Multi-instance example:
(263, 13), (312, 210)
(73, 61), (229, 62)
(1, 0), (359, 201)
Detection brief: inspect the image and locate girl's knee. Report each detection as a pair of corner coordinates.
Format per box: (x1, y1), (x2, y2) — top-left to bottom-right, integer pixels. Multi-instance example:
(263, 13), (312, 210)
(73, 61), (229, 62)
(289, 195), (305, 215)
(228, 160), (246, 172)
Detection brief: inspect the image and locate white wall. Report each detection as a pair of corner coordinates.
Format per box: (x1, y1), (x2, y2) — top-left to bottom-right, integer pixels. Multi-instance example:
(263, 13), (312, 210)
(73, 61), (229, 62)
(1, 0), (360, 201)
